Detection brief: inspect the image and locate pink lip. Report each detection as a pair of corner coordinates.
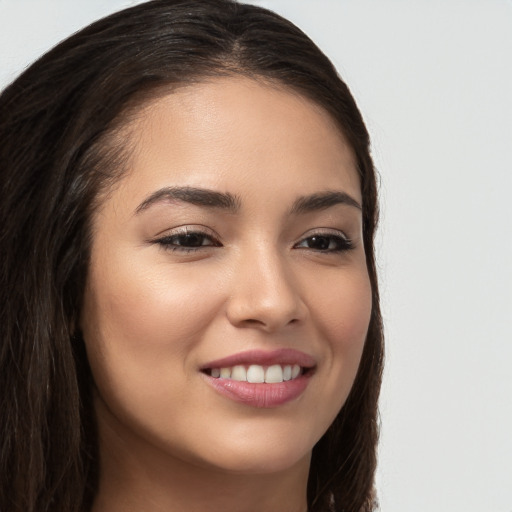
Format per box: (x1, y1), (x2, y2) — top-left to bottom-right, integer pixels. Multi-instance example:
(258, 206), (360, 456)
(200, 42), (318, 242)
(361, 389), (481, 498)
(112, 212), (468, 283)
(200, 348), (316, 370)
(200, 349), (316, 408)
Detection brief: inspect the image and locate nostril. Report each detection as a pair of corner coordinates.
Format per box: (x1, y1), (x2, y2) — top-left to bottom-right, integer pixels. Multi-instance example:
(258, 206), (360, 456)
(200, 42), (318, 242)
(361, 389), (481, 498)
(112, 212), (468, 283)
(241, 318), (265, 326)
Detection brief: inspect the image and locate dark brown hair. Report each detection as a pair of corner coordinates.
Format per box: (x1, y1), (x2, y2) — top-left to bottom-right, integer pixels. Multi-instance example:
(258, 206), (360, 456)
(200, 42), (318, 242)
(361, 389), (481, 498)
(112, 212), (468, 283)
(0, 1), (383, 510)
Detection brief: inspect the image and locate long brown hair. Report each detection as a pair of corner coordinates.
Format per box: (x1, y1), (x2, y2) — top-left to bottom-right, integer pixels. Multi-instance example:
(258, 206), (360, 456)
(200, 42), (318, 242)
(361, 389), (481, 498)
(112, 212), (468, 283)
(0, 1), (383, 510)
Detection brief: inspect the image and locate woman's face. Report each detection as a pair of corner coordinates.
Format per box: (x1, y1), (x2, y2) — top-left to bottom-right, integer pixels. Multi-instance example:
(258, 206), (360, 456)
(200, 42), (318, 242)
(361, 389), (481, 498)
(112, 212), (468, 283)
(81, 77), (372, 475)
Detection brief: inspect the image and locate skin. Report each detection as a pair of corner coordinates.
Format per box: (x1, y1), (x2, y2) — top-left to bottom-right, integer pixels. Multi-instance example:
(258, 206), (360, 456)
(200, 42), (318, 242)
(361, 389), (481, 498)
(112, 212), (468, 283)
(81, 76), (372, 512)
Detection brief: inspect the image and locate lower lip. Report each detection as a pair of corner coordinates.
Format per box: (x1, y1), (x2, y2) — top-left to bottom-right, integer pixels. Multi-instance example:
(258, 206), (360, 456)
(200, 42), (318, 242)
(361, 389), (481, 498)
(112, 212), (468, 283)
(203, 374), (311, 408)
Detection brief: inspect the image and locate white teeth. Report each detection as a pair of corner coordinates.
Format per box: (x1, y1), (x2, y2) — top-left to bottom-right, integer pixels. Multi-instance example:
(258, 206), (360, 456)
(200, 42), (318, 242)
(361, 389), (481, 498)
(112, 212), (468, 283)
(231, 365), (247, 381)
(247, 364), (265, 383)
(210, 363), (306, 383)
(265, 364), (284, 383)
(220, 367), (231, 379)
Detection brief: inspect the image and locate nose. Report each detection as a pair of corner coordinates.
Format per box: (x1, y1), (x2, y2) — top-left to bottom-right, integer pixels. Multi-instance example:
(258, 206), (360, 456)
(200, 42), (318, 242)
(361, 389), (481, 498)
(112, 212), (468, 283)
(225, 246), (307, 333)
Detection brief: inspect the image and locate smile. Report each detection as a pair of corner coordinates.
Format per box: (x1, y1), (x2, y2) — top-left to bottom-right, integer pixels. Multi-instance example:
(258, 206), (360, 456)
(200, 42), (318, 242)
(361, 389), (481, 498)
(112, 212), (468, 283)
(200, 349), (316, 408)
(204, 364), (303, 383)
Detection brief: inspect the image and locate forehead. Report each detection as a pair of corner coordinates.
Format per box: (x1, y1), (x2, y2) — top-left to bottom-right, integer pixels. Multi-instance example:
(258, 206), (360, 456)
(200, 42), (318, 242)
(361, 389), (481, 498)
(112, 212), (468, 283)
(105, 76), (361, 212)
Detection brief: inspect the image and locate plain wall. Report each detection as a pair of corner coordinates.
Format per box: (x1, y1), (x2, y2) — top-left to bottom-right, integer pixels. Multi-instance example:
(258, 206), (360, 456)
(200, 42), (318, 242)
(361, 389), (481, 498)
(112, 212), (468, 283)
(1, 1), (511, 510)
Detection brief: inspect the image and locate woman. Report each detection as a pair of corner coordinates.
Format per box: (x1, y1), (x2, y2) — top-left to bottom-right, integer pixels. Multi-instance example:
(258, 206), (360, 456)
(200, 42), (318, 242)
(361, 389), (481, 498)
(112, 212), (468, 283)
(0, 1), (383, 511)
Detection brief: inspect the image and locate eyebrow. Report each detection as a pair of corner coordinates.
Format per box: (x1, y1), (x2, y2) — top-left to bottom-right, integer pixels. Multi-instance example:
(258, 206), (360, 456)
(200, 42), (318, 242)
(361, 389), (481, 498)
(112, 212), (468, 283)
(135, 186), (361, 216)
(290, 191), (362, 214)
(135, 186), (241, 214)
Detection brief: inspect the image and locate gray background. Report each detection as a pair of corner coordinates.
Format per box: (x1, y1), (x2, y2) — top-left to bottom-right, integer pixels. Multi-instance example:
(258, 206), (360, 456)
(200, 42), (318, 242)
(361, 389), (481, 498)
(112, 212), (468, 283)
(1, 1), (511, 510)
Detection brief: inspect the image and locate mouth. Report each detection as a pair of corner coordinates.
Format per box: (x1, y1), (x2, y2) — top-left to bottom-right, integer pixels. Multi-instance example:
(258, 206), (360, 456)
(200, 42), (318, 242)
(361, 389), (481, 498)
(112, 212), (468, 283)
(202, 364), (311, 383)
(200, 349), (316, 408)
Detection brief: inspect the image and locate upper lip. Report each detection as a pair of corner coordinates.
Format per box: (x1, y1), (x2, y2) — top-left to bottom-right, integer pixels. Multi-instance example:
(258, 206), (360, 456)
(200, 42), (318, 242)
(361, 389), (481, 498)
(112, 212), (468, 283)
(200, 348), (316, 370)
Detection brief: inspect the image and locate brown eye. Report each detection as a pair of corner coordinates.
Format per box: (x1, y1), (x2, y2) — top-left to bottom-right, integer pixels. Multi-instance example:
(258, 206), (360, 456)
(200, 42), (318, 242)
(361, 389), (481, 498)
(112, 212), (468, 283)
(171, 233), (210, 247)
(155, 229), (221, 252)
(295, 233), (353, 253)
(306, 236), (332, 251)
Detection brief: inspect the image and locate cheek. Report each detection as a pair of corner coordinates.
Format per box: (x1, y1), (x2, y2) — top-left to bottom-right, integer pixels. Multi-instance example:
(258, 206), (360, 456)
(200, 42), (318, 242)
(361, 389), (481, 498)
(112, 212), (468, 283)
(83, 253), (227, 358)
(80, 256), (230, 450)
(80, 252), (226, 413)
(311, 267), (372, 351)
(306, 268), (372, 411)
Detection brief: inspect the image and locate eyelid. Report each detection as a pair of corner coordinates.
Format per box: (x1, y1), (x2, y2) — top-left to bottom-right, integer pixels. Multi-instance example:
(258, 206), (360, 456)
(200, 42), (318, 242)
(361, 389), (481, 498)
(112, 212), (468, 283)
(151, 225), (222, 250)
(153, 224), (218, 238)
(293, 228), (354, 252)
(297, 227), (350, 241)
(150, 225), (354, 253)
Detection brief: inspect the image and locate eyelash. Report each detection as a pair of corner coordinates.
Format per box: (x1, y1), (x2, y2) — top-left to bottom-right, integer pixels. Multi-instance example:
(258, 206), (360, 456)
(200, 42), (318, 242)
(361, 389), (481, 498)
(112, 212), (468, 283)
(153, 228), (354, 254)
(154, 228), (221, 253)
(294, 232), (354, 253)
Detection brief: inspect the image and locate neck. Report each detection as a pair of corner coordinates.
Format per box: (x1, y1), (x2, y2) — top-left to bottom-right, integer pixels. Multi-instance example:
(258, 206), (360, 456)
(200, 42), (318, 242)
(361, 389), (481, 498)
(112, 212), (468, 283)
(91, 400), (310, 512)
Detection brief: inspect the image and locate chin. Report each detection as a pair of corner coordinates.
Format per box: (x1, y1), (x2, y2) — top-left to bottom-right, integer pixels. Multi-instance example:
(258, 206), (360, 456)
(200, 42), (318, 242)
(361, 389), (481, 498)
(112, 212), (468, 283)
(184, 423), (318, 475)
(201, 446), (312, 476)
